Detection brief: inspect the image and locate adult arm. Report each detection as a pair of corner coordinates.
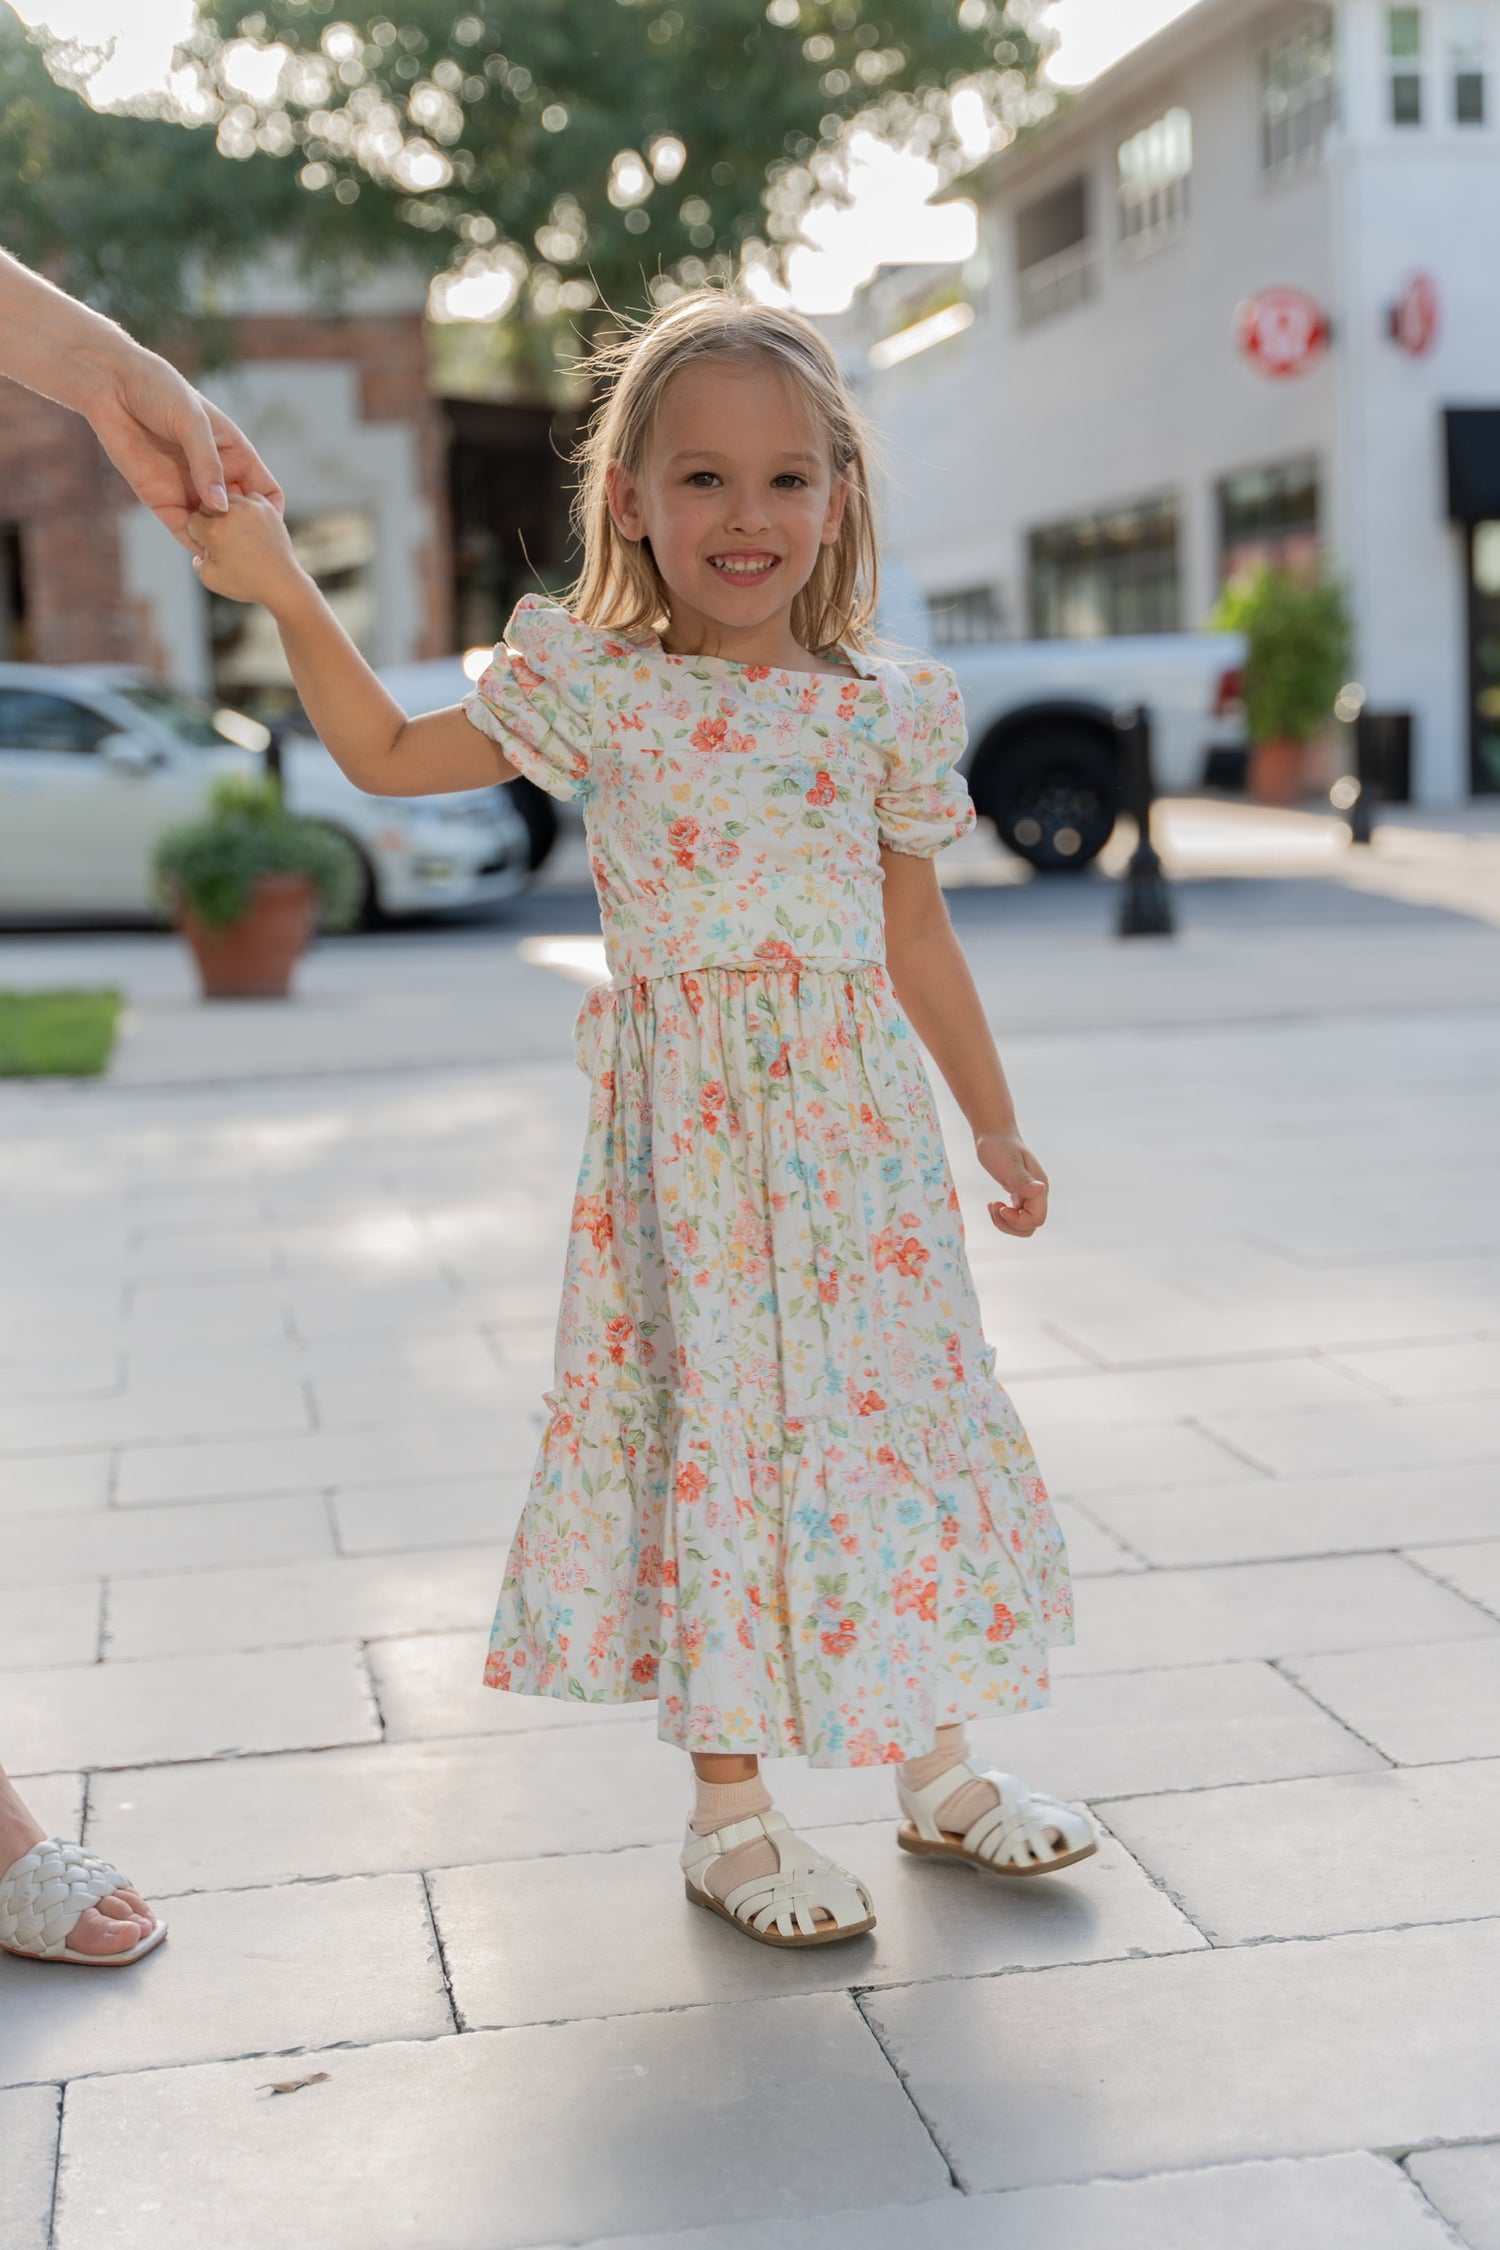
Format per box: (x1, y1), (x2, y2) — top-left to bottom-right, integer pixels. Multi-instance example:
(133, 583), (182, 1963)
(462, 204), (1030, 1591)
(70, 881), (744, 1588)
(0, 248), (283, 548)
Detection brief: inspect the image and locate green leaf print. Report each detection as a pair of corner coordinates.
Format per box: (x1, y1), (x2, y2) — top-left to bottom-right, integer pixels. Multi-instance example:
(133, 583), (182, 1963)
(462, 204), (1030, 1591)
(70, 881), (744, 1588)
(804, 812), (826, 829)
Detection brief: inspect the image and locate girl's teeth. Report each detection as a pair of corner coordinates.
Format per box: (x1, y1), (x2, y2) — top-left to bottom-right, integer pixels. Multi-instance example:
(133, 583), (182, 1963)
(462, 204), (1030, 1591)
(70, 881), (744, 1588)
(713, 558), (775, 575)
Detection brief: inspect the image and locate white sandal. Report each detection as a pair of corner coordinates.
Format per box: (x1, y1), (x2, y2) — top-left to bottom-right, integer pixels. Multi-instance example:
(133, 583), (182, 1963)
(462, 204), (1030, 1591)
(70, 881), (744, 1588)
(682, 1810), (876, 1948)
(0, 1838), (168, 1966)
(896, 1760), (1098, 1877)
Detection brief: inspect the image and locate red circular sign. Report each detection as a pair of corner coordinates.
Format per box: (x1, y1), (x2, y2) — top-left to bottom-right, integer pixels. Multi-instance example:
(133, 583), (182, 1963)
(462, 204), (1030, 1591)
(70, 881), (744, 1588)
(1235, 287), (1331, 379)
(1390, 270), (1439, 356)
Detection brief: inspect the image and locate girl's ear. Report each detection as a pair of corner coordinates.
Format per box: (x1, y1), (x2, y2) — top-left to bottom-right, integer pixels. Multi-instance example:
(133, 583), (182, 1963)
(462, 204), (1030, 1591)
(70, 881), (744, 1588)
(821, 469), (850, 547)
(606, 459), (646, 542)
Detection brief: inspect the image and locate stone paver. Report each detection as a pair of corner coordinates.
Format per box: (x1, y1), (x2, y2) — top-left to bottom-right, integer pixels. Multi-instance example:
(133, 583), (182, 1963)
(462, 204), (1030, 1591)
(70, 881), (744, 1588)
(53, 1998), (951, 2250)
(4, 814), (1499, 2246)
(863, 1919), (1500, 2190)
(1101, 1762), (1500, 1939)
(7, 1643), (378, 1774)
(0, 2084), (59, 2250)
(1407, 2143), (1500, 2250)
(0, 1874), (451, 2088)
(582, 2154), (1462, 2250)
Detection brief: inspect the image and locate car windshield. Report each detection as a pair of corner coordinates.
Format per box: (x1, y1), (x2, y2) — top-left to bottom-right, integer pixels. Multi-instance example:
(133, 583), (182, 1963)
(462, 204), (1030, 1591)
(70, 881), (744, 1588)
(114, 684), (268, 751)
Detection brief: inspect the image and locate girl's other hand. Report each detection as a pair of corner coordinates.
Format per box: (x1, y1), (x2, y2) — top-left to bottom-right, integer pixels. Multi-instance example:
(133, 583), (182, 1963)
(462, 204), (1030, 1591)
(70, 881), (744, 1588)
(975, 1130), (1049, 1237)
(186, 492), (306, 609)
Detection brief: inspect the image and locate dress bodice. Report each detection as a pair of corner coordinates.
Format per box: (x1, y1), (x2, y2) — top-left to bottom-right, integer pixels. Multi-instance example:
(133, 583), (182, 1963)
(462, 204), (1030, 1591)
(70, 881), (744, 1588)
(462, 595), (976, 988)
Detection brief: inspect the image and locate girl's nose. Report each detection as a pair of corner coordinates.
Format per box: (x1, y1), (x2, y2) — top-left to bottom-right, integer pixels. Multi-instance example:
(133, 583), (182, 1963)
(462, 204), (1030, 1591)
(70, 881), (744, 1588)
(722, 488), (771, 534)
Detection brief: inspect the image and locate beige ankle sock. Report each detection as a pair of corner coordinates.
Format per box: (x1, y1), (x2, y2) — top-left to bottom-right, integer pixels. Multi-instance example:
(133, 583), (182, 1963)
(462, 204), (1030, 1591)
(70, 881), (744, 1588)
(689, 1773), (777, 1902)
(899, 1725), (999, 1837)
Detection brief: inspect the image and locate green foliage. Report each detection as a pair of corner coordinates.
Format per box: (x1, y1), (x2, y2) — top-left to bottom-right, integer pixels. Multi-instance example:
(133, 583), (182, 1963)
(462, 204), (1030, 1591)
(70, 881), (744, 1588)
(1212, 565), (1353, 745)
(151, 772), (362, 931)
(0, 989), (121, 1077)
(10, 1), (1051, 347)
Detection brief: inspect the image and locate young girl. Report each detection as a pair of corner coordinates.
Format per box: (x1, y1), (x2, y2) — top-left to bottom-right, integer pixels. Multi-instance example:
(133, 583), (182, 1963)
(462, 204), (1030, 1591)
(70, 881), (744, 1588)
(188, 286), (1095, 1949)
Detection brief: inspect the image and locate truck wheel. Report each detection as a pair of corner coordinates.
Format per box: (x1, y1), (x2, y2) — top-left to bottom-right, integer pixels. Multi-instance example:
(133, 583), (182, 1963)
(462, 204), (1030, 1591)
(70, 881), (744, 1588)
(985, 729), (1118, 872)
(507, 776), (559, 873)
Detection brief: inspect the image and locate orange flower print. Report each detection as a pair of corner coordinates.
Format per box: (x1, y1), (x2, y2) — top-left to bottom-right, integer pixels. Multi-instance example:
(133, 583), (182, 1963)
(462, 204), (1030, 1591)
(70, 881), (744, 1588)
(743, 664), (771, 681)
(755, 938), (803, 975)
(805, 769), (836, 807)
(683, 973), (704, 1016)
(986, 1602), (1017, 1643)
(604, 1315), (634, 1365)
(691, 714), (728, 752)
(854, 1388), (886, 1416)
(631, 1653), (659, 1685)
(820, 1618), (857, 1658)
(699, 1080), (727, 1133)
(768, 1042), (791, 1080)
(872, 1227), (929, 1279)
(675, 1461), (709, 1505)
(668, 816), (701, 869)
(945, 1334), (966, 1383)
(893, 1570), (938, 1622)
(673, 1217), (700, 1255)
(572, 1195), (614, 1253)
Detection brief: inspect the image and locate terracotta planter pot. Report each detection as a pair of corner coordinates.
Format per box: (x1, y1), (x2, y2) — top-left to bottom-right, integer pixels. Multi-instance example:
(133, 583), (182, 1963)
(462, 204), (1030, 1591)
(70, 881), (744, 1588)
(173, 872), (317, 999)
(1248, 736), (1309, 807)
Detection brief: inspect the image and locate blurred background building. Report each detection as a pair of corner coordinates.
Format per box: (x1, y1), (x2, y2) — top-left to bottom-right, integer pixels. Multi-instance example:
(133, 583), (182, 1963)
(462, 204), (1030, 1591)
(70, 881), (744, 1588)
(842, 0), (1500, 806)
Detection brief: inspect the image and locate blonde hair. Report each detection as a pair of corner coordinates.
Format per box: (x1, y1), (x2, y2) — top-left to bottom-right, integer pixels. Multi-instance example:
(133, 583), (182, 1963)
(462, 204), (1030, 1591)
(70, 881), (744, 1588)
(562, 285), (883, 656)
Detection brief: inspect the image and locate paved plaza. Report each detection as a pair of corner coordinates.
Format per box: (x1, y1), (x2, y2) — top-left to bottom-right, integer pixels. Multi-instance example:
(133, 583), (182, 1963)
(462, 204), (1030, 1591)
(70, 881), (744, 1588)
(2, 800), (1499, 2250)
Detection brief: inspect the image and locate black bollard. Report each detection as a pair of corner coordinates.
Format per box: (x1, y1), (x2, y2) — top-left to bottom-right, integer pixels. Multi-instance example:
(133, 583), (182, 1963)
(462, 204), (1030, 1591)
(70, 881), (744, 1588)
(1115, 703), (1175, 938)
(1347, 708), (1376, 845)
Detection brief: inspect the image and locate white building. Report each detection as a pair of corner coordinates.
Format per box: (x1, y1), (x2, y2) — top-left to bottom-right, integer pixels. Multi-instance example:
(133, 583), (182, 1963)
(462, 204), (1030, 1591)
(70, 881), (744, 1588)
(856, 0), (1500, 805)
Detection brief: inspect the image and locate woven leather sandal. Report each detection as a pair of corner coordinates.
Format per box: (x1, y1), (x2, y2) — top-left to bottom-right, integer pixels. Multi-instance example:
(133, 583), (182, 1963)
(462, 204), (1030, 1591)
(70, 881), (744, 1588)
(0, 1838), (168, 1965)
(682, 1810), (875, 1947)
(896, 1760), (1098, 1877)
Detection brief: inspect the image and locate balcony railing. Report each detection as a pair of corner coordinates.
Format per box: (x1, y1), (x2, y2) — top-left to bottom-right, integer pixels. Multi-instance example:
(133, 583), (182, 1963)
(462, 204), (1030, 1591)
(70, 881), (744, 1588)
(1016, 239), (1096, 330)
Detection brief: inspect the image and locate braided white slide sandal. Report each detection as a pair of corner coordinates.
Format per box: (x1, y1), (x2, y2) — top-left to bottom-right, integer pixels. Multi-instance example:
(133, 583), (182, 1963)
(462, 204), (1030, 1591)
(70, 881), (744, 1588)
(896, 1760), (1098, 1878)
(682, 1810), (876, 1947)
(0, 1838), (168, 1966)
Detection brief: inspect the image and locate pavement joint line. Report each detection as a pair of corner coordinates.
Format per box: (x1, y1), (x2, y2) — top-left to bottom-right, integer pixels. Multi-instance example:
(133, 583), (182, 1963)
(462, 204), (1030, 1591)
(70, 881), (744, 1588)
(848, 1988), (965, 2195)
(1084, 1808), (1217, 1947)
(92, 1581), (109, 1666)
(1393, 1549), (1500, 1626)
(1177, 1417), (1278, 1477)
(43, 2080), (63, 2250)
(417, 1867), (463, 2037)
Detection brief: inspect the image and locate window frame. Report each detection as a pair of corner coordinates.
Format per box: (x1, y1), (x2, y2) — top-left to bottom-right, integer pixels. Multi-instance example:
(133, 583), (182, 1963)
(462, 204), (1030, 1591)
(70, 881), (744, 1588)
(1259, 10), (1338, 181)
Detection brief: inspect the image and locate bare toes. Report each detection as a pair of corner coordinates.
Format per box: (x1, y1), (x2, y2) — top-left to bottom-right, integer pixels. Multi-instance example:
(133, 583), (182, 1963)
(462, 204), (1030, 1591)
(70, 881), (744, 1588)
(68, 1905), (146, 1955)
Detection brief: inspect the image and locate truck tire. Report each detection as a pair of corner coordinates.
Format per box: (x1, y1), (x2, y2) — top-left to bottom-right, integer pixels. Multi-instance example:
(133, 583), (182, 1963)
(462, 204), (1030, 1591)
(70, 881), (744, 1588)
(506, 775), (559, 873)
(980, 727), (1119, 872)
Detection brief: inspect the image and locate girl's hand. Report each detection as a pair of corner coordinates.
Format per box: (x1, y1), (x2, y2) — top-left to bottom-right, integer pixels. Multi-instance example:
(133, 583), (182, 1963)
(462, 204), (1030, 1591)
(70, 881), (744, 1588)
(975, 1129), (1049, 1237)
(185, 491), (306, 610)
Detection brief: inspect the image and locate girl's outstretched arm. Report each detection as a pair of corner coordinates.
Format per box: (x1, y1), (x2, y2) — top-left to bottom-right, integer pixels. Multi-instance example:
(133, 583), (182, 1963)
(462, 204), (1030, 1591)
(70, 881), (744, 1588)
(880, 846), (1049, 1237)
(186, 492), (520, 798)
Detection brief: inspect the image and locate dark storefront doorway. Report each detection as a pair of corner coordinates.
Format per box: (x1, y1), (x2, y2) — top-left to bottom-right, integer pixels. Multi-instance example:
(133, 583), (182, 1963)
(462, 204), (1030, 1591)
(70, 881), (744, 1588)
(443, 398), (583, 655)
(1446, 407), (1500, 794)
(1466, 522), (1500, 794)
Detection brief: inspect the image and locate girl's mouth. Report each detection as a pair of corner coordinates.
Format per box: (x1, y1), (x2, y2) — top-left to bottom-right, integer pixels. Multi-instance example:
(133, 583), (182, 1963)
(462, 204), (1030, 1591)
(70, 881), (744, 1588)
(708, 554), (780, 587)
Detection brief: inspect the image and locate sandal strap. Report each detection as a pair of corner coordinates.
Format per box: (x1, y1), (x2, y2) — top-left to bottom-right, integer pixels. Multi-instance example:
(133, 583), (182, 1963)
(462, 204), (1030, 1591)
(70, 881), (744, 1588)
(0, 1838), (131, 1959)
(897, 1761), (1095, 1866)
(681, 1812), (871, 1938)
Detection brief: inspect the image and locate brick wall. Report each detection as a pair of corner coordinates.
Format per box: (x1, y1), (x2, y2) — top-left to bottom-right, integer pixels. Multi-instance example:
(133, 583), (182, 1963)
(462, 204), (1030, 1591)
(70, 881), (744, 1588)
(0, 310), (451, 677)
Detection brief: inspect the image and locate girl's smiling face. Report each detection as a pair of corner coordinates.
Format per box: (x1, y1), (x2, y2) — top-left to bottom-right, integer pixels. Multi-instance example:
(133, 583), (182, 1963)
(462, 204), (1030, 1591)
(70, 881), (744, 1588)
(605, 356), (849, 664)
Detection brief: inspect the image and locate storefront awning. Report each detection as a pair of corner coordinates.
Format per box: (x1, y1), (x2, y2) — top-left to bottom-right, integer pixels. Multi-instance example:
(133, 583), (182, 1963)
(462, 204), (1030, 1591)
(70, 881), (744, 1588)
(1446, 408), (1500, 521)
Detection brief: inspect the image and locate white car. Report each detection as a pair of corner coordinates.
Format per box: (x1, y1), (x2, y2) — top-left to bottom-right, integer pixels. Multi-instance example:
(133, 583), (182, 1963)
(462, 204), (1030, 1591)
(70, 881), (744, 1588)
(0, 663), (532, 925)
(942, 632), (1249, 871)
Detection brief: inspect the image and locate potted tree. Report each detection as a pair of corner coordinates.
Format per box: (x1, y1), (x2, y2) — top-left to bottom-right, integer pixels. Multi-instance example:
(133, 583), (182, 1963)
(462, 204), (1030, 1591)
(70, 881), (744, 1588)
(152, 774), (360, 999)
(1213, 565), (1353, 806)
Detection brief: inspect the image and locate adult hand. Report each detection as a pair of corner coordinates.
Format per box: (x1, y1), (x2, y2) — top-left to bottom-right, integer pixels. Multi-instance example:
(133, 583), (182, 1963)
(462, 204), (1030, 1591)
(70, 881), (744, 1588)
(82, 346), (284, 551)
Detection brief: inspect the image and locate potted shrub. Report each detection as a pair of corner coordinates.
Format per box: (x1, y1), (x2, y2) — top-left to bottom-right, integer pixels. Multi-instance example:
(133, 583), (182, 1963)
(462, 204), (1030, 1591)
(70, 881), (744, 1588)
(152, 773), (360, 999)
(1213, 565), (1353, 806)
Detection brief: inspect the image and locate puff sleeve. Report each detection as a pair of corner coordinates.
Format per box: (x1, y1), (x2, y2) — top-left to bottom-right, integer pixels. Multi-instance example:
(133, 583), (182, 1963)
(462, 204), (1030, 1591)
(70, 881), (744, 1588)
(874, 658), (977, 858)
(461, 594), (598, 803)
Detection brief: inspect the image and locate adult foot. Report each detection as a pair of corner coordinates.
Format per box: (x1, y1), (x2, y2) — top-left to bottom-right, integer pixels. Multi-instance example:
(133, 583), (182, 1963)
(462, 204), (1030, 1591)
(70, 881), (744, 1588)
(0, 1802), (158, 1958)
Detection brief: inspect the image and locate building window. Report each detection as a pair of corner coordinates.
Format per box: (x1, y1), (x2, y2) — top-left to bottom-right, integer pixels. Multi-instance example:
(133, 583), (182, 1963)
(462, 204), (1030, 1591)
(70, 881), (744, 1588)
(1260, 13), (1337, 178)
(1118, 107), (1192, 255)
(1389, 5), (1424, 123)
(927, 586), (1005, 647)
(1218, 457), (1321, 587)
(1015, 176), (1093, 329)
(1028, 495), (1181, 640)
(1450, 2), (1488, 121)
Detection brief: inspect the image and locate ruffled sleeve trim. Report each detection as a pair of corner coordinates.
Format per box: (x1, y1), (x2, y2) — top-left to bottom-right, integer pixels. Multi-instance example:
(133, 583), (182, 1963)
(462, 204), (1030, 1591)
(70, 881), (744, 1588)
(874, 657), (977, 859)
(461, 594), (606, 804)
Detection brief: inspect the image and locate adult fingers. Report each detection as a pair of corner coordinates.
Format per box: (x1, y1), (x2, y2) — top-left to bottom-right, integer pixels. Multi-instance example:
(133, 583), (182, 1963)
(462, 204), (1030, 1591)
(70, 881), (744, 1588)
(169, 391), (229, 514)
(208, 405), (284, 513)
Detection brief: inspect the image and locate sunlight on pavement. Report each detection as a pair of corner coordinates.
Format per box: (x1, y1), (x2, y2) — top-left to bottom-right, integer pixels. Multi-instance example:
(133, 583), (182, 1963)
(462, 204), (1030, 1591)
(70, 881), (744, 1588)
(518, 935), (610, 985)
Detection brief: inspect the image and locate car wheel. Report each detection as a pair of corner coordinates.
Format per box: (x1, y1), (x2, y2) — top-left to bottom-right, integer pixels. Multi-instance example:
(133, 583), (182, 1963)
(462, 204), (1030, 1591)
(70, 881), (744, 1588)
(982, 728), (1119, 872)
(506, 776), (559, 873)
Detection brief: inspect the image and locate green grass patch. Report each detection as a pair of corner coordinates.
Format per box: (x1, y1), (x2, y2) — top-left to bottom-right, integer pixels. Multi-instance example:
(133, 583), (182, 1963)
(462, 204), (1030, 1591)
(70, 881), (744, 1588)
(0, 989), (123, 1077)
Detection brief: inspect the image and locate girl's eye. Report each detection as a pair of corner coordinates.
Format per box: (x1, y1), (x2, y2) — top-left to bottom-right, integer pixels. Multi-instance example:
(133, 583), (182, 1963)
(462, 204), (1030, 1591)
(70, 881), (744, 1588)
(685, 472), (719, 488)
(774, 474), (807, 489)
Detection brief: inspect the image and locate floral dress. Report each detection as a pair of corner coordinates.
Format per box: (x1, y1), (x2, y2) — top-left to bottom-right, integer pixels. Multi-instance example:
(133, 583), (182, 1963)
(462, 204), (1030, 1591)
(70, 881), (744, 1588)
(463, 594), (1074, 1769)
